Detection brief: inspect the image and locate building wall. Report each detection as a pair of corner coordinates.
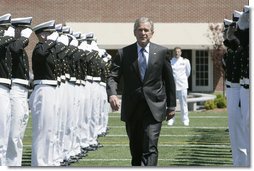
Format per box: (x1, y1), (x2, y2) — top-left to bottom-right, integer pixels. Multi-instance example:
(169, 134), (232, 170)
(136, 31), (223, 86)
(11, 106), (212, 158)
(1, 0), (248, 24)
(0, 0), (249, 92)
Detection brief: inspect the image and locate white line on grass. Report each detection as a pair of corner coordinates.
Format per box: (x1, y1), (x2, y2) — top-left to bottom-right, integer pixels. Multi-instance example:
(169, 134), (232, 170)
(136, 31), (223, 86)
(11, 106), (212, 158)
(109, 115), (227, 119)
(24, 126), (228, 129)
(23, 144), (230, 148)
(105, 134), (205, 137)
(79, 158), (180, 161)
(79, 158), (230, 162)
(109, 126), (228, 129)
(101, 144), (231, 147)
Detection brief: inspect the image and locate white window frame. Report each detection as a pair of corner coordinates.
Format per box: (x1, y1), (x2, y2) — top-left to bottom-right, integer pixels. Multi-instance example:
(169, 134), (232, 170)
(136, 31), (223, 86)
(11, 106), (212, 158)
(191, 50), (213, 92)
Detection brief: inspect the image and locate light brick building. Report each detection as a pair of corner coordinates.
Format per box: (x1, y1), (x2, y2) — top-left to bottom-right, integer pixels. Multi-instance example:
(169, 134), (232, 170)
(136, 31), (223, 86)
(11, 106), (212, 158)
(1, 0), (249, 92)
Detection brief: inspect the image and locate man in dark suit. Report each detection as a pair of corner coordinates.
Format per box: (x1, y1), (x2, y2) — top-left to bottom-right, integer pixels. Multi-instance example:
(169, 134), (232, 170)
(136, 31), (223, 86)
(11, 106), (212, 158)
(107, 17), (176, 166)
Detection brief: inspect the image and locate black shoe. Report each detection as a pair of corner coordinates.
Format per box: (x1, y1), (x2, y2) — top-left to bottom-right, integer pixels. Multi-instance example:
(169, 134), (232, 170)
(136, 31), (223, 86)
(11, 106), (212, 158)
(85, 146), (97, 151)
(60, 161), (70, 166)
(69, 156), (79, 163)
(98, 133), (105, 137)
(76, 152), (87, 159)
(81, 148), (88, 154)
(90, 144), (99, 149)
(67, 158), (77, 163)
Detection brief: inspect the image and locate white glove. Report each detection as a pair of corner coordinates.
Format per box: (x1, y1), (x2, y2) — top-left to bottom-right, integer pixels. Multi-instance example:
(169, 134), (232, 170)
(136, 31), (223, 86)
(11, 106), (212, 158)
(4, 26), (15, 37)
(21, 28), (33, 38)
(70, 39), (79, 47)
(107, 54), (112, 60)
(103, 57), (108, 62)
(47, 32), (59, 41)
(78, 41), (87, 50)
(57, 35), (69, 46)
(78, 41), (92, 52)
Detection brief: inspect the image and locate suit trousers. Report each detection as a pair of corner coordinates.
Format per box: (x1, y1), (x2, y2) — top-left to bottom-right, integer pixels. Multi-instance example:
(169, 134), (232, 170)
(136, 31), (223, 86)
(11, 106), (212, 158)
(125, 99), (162, 166)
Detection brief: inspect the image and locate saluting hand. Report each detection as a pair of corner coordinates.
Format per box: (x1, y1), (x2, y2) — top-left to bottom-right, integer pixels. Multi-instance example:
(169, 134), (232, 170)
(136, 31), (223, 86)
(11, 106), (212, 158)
(109, 95), (120, 111)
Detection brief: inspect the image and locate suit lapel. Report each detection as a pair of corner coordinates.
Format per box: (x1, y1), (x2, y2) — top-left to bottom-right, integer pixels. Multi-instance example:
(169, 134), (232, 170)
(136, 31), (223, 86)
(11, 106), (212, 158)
(130, 44), (141, 80)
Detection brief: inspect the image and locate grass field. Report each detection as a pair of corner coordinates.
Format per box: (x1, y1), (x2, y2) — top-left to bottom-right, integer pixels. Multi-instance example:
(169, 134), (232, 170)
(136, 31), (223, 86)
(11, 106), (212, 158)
(21, 108), (232, 167)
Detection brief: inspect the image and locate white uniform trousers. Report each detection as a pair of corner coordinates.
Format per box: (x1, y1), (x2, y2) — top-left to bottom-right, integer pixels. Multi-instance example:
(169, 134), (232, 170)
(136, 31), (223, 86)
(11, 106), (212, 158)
(169, 89), (189, 125)
(97, 83), (109, 135)
(81, 81), (92, 148)
(53, 82), (67, 166)
(89, 81), (101, 145)
(6, 83), (29, 166)
(0, 84), (11, 166)
(79, 83), (90, 148)
(63, 82), (76, 160)
(29, 84), (57, 166)
(226, 85), (248, 166)
(240, 86), (250, 166)
(70, 84), (83, 156)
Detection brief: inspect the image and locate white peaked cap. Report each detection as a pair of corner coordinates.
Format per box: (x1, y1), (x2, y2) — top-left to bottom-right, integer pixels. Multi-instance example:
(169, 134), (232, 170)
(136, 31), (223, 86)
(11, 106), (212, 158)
(33, 20), (55, 33)
(0, 13), (11, 25)
(11, 17), (32, 26)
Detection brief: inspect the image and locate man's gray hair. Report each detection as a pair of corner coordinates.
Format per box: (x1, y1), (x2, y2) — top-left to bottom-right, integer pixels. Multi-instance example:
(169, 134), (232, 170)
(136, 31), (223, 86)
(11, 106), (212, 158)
(134, 17), (154, 32)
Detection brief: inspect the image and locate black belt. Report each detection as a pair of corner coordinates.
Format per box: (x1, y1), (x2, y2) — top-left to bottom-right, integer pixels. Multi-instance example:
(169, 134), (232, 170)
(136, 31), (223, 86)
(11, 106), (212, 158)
(241, 84), (249, 89)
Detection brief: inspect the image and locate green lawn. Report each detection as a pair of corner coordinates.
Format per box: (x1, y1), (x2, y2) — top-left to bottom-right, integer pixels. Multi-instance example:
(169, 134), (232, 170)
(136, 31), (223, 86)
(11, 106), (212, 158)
(22, 109), (232, 167)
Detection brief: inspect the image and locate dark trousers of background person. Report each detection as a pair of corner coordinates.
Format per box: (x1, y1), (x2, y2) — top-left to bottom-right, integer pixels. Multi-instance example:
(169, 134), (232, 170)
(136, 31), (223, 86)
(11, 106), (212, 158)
(125, 99), (162, 166)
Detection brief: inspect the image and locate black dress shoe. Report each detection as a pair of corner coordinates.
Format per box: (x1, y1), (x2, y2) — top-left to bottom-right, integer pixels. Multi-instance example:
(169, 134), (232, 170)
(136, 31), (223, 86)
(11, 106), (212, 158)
(84, 146), (97, 151)
(70, 156), (79, 160)
(81, 148), (88, 154)
(60, 161), (70, 166)
(67, 158), (77, 164)
(76, 152), (87, 159)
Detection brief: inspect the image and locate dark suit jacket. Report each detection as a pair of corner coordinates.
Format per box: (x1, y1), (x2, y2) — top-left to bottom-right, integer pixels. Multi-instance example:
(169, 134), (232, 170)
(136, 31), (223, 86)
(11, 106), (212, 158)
(107, 42), (176, 122)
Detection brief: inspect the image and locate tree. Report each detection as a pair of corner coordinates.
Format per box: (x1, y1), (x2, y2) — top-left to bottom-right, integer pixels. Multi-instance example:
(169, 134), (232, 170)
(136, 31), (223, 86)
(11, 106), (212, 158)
(207, 23), (226, 94)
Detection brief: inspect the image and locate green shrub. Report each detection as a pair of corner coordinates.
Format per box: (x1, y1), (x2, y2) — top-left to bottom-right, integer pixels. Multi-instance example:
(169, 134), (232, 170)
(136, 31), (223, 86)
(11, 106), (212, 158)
(204, 100), (216, 110)
(214, 94), (227, 108)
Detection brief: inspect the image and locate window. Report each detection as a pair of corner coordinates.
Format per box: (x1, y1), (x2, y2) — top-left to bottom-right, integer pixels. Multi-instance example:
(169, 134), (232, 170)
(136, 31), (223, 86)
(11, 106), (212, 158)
(195, 50), (209, 86)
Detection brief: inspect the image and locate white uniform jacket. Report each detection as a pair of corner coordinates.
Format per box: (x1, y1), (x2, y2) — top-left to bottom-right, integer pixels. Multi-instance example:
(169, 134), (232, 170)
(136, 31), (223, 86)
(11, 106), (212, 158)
(170, 56), (191, 91)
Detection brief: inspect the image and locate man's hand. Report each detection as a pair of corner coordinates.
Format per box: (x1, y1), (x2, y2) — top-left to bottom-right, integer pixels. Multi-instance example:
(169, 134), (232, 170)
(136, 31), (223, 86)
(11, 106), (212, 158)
(166, 109), (175, 121)
(109, 95), (120, 111)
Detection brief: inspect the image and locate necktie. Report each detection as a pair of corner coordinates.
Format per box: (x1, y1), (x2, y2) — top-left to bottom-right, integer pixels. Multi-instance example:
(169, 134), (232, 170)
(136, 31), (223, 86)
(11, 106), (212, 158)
(138, 48), (147, 81)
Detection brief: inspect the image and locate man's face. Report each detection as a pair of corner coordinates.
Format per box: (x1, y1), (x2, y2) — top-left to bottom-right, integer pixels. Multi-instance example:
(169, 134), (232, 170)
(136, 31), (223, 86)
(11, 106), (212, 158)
(175, 49), (182, 57)
(134, 22), (154, 47)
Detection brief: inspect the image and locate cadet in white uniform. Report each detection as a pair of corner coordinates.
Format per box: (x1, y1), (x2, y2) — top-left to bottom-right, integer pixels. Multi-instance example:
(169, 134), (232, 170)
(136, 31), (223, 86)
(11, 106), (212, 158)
(168, 47), (191, 126)
(29, 20), (64, 166)
(0, 13), (13, 166)
(6, 16), (33, 166)
(236, 7), (250, 166)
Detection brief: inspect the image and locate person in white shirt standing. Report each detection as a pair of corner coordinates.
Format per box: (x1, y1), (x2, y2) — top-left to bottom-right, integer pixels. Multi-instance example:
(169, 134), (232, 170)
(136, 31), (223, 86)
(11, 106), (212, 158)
(168, 47), (191, 126)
